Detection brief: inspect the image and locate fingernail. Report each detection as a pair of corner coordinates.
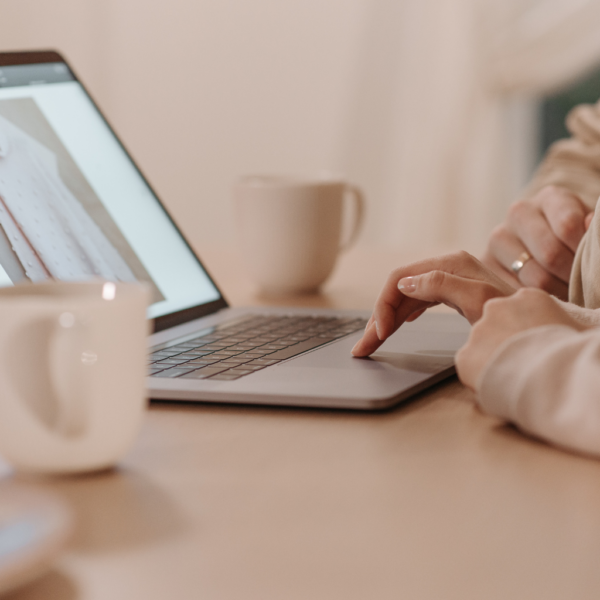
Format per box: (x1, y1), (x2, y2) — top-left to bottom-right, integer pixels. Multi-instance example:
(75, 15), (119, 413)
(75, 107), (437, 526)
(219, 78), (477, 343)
(351, 340), (361, 355)
(398, 277), (416, 292)
(375, 320), (383, 340)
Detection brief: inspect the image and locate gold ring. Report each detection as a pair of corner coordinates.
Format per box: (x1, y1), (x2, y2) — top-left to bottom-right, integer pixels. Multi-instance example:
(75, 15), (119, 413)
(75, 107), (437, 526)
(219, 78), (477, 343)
(511, 251), (532, 275)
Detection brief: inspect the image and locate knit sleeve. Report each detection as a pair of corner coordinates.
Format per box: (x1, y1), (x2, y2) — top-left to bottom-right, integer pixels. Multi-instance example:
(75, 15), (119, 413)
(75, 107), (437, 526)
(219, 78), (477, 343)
(476, 324), (600, 458)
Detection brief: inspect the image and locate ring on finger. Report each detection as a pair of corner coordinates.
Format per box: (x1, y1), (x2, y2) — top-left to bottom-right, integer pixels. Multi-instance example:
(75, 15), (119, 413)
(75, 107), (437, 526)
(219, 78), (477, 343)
(510, 251), (532, 275)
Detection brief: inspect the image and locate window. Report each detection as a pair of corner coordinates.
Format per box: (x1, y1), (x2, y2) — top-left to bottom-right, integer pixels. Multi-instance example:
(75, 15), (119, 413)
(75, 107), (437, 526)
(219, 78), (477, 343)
(540, 67), (600, 157)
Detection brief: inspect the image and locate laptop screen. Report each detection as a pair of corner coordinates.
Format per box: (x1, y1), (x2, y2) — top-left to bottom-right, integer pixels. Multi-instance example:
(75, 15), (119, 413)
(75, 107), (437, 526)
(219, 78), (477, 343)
(0, 57), (223, 323)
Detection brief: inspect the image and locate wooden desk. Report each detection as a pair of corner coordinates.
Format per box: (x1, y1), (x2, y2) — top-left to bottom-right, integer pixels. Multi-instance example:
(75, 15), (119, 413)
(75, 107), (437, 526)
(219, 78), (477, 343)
(7, 246), (600, 600)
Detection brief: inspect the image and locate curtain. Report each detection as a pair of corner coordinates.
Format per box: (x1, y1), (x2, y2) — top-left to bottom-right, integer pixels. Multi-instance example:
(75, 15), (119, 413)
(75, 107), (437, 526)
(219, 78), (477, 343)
(342, 0), (600, 253)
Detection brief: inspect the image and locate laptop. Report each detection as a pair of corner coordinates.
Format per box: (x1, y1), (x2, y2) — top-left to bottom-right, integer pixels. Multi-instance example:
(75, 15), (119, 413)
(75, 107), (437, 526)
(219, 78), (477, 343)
(0, 50), (470, 410)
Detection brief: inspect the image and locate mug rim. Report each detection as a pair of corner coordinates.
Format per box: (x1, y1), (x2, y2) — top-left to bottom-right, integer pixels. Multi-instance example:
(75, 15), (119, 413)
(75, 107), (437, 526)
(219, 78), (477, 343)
(235, 174), (347, 189)
(0, 280), (149, 301)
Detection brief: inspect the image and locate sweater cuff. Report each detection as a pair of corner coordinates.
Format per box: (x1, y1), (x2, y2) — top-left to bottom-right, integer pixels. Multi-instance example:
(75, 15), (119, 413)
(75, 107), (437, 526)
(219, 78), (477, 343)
(475, 325), (578, 421)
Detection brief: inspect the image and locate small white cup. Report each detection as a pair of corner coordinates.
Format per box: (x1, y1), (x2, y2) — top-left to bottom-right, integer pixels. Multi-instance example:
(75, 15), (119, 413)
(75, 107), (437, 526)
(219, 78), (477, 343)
(234, 175), (365, 295)
(0, 281), (149, 474)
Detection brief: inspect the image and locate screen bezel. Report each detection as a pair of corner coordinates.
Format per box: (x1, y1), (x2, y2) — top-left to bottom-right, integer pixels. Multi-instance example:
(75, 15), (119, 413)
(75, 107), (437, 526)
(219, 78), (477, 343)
(0, 50), (229, 333)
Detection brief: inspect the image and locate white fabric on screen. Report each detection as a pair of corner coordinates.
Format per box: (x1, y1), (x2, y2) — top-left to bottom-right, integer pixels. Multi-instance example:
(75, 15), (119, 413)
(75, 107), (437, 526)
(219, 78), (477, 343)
(0, 114), (136, 284)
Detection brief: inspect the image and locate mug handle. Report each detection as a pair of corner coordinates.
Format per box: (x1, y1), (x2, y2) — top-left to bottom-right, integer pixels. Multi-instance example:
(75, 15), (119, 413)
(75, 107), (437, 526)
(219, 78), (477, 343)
(0, 310), (91, 445)
(339, 184), (365, 252)
(48, 311), (91, 437)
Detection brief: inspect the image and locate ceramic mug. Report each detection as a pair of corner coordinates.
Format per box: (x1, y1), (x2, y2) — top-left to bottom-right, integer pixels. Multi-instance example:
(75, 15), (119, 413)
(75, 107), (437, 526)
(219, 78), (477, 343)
(234, 175), (365, 295)
(0, 281), (149, 474)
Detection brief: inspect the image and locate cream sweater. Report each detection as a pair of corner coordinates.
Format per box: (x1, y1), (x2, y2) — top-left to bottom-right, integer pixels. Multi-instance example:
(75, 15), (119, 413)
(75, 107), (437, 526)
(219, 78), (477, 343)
(476, 100), (600, 457)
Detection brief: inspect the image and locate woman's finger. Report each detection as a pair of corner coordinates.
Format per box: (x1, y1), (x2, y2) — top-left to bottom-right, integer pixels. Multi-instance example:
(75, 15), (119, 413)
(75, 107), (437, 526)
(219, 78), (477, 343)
(370, 252), (486, 340)
(352, 252), (512, 358)
(351, 296), (430, 357)
(405, 307), (430, 322)
(508, 200), (574, 283)
(485, 224), (568, 299)
(351, 320), (380, 357)
(540, 187), (591, 253)
(397, 270), (513, 323)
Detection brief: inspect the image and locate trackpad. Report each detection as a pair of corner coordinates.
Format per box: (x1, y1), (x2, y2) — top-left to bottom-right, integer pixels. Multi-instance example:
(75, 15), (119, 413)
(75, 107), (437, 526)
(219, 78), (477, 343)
(368, 350), (455, 374)
(287, 336), (456, 374)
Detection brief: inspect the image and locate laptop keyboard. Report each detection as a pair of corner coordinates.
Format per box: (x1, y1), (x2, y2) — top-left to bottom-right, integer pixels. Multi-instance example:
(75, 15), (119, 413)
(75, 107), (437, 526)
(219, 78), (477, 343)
(149, 314), (368, 381)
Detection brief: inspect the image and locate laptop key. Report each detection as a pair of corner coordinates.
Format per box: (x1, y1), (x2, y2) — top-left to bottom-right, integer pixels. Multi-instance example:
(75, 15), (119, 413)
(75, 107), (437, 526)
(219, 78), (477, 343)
(208, 353), (238, 360)
(150, 351), (183, 359)
(234, 352), (269, 359)
(154, 359), (190, 366)
(180, 366), (231, 379)
(186, 358), (220, 365)
(246, 358), (280, 366)
(262, 343), (293, 350)
(265, 337), (337, 361)
(153, 367), (199, 378)
(217, 358), (250, 365)
(212, 368), (254, 377)
(200, 344), (231, 350)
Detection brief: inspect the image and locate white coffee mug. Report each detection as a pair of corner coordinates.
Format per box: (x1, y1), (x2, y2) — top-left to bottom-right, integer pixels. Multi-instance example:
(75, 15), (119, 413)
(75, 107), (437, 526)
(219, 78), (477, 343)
(0, 281), (150, 474)
(234, 175), (365, 295)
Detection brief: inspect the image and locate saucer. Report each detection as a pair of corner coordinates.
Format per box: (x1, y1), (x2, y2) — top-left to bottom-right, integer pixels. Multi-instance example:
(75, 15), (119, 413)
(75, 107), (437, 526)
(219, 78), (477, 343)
(0, 484), (72, 595)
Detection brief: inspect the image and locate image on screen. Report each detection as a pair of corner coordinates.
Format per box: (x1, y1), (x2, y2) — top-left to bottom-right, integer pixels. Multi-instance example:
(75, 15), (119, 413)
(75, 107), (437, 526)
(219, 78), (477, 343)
(0, 97), (164, 302)
(0, 61), (221, 319)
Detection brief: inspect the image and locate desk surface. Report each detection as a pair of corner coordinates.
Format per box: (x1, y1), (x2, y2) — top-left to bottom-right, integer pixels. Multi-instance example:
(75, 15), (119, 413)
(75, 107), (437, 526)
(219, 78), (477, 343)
(6, 246), (600, 600)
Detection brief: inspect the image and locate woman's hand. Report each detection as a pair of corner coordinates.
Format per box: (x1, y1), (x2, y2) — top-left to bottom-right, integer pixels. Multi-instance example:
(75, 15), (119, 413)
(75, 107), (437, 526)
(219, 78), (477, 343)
(351, 251), (516, 357)
(482, 185), (594, 300)
(456, 288), (590, 390)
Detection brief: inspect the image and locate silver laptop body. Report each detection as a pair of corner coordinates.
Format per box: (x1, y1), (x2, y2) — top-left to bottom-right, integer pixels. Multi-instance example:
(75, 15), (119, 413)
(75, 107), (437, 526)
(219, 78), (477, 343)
(149, 306), (469, 410)
(0, 50), (470, 410)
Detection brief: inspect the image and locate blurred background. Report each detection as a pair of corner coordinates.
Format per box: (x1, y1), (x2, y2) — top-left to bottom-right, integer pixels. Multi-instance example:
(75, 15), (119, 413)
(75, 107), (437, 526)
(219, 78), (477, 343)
(3, 0), (600, 257)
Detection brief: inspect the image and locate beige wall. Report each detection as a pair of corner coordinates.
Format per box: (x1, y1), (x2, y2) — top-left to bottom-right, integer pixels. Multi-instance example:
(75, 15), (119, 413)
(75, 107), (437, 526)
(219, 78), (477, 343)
(5, 0), (589, 256)
(1, 0), (370, 254)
